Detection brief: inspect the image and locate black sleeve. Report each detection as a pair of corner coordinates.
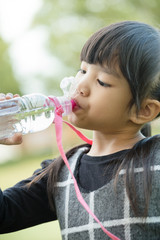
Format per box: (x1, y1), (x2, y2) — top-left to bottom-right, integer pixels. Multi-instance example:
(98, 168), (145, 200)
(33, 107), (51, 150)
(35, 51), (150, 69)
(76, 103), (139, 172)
(0, 159), (57, 234)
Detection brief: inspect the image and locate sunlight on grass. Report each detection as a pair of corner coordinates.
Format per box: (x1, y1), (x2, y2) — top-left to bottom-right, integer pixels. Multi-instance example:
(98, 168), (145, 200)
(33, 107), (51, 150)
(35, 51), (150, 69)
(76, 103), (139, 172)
(0, 221), (61, 240)
(0, 155), (62, 240)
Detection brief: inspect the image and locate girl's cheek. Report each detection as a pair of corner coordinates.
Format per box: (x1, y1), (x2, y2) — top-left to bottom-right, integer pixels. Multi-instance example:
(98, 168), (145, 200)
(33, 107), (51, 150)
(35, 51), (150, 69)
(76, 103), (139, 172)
(70, 76), (81, 96)
(73, 75), (82, 89)
(75, 72), (82, 81)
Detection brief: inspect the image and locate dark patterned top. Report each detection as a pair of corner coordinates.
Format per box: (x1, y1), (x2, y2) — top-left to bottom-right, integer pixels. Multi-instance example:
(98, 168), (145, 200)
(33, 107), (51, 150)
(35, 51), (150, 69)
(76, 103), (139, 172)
(0, 136), (160, 239)
(54, 144), (160, 239)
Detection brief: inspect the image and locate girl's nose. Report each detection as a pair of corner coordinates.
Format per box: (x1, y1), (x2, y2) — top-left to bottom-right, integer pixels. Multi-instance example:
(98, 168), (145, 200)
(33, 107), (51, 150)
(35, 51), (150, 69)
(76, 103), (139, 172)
(76, 84), (89, 97)
(72, 74), (90, 97)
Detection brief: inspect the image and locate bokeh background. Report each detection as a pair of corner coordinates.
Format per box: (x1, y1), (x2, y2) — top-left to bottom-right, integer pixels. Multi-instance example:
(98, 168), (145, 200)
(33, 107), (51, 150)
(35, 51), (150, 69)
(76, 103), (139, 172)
(0, 0), (160, 239)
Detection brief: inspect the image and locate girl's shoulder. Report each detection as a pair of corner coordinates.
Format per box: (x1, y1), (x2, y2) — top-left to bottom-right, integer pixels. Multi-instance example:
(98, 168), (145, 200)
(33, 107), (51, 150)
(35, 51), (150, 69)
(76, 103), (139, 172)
(141, 134), (160, 163)
(33, 159), (54, 175)
(130, 134), (160, 167)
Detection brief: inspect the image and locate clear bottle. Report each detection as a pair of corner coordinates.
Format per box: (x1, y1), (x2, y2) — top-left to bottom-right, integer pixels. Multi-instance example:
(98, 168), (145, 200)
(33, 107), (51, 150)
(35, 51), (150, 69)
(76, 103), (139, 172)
(0, 77), (75, 140)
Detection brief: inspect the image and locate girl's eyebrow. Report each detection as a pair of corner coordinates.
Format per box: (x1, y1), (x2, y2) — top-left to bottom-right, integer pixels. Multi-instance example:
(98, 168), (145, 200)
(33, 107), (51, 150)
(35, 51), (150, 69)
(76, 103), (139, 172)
(102, 67), (121, 79)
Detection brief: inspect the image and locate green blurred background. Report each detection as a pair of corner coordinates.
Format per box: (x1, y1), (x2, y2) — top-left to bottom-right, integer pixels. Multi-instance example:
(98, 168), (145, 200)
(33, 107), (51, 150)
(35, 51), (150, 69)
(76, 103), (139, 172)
(0, 0), (160, 239)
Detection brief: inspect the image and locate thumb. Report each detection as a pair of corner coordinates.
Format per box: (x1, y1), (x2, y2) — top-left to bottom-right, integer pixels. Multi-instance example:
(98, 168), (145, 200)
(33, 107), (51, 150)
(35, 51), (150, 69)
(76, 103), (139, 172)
(2, 133), (23, 145)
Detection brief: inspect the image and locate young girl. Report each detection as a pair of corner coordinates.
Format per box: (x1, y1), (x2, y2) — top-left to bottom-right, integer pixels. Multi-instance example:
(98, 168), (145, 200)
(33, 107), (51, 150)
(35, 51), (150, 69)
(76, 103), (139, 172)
(0, 20), (160, 240)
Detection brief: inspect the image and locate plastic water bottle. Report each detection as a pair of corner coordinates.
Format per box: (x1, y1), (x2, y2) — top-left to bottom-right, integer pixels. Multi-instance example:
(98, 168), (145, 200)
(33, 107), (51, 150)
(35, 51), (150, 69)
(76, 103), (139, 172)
(0, 76), (75, 140)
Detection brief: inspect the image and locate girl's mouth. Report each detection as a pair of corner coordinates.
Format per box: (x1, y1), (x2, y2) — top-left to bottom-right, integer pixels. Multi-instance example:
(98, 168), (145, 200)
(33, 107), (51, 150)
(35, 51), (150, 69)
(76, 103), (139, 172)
(71, 99), (81, 111)
(71, 99), (77, 110)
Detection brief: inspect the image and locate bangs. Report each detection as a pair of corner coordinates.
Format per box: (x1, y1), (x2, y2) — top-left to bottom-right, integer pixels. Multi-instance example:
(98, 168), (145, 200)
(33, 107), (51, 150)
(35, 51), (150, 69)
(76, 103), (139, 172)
(80, 26), (120, 75)
(80, 21), (160, 111)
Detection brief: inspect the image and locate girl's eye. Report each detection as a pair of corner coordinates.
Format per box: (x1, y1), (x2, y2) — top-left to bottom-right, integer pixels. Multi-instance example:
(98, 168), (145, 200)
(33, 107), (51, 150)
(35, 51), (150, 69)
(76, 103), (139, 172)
(78, 69), (86, 74)
(97, 79), (111, 87)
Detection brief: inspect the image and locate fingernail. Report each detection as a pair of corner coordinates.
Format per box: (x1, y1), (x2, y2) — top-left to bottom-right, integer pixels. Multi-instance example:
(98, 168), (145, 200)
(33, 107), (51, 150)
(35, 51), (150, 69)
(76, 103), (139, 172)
(6, 93), (13, 98)
(0, 93), (5, 98)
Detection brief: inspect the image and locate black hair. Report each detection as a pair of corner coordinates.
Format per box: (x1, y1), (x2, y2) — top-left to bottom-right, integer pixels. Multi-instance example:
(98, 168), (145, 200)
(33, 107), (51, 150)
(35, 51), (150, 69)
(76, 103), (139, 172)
(81, 21), (160, 114)
(80, 21), (160, 216)
(81, 21), (160, 217)
(29, 21), (160, 217)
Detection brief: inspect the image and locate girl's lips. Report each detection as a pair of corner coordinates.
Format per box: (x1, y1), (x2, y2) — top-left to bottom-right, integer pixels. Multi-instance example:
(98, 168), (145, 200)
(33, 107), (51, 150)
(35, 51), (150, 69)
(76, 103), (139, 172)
(71, 98), (81, 111)
(71, 99), (77, 110)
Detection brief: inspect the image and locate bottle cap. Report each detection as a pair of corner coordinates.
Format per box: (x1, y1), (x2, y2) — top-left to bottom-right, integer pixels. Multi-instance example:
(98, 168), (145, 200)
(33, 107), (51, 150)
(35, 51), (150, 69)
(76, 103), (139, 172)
(60, 76), (75, 98)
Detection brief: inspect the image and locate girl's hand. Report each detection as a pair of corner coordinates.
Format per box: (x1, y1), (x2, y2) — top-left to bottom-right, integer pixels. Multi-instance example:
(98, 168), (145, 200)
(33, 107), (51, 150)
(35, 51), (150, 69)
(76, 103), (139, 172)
(0, 93), (23, 145)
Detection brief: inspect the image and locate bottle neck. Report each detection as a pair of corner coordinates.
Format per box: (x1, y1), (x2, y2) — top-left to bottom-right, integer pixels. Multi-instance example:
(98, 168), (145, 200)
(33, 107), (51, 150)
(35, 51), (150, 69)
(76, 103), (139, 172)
(48, 96), (73, 116)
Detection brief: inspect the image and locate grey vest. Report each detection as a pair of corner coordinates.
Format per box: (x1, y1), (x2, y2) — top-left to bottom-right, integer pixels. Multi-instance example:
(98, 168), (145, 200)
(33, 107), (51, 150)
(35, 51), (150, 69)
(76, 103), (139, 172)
(54, 148), (160, 240)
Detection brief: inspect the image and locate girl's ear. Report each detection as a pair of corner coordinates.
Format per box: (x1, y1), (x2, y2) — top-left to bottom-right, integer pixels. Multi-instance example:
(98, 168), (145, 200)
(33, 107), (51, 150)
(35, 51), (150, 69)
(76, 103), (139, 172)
(130, 99), (160, 125)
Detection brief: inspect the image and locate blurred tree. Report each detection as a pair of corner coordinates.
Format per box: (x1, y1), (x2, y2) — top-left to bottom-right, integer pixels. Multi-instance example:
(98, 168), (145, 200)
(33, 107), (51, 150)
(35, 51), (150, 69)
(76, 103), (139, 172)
(0, 37), (21, 94)
(32, 0), (159, 91)
(129, 0), (160, 24)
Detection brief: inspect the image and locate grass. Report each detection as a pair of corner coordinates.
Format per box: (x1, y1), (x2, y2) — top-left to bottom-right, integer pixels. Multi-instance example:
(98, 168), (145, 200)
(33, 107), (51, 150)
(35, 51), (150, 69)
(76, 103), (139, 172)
(0, 222), (61, 240)
(0, 154), (62, 240)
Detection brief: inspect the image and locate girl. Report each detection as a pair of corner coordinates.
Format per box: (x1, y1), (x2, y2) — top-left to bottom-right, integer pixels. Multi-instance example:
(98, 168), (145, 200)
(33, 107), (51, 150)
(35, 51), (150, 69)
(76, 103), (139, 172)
(0, 21), (160, 240)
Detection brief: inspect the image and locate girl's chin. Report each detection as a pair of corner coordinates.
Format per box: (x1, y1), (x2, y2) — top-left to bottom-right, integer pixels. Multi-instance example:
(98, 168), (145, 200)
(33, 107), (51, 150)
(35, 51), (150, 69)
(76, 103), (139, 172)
(67, 115), (83, 128)
(72, 105), (81, 112)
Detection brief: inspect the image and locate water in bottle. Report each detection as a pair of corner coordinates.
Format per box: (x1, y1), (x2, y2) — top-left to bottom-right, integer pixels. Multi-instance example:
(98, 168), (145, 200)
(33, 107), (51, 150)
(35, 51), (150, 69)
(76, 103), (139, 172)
(0, 77), (75, 140)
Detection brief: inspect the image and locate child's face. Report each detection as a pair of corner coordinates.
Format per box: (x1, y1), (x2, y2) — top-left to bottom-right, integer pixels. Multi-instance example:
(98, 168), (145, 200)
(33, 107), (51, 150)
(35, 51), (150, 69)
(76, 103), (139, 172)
(68, 61), (133, 133)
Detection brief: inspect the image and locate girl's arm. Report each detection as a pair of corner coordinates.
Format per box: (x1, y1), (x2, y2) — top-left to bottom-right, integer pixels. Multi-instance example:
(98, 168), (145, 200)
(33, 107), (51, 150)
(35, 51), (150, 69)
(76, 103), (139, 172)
(0, 160), (57, 234)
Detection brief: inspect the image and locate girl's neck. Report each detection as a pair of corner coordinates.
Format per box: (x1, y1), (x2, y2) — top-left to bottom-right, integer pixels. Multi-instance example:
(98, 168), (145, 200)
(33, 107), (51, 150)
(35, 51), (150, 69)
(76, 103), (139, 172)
(87, 130), (144, 156)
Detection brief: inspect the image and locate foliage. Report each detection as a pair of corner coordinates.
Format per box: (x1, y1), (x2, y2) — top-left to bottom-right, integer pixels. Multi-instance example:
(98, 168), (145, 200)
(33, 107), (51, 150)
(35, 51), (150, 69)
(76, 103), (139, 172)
(128, 0), (160, 24)
(0, 38), (21, 94)
(1, 0), (160, 94)
(31, 0), (160, 92)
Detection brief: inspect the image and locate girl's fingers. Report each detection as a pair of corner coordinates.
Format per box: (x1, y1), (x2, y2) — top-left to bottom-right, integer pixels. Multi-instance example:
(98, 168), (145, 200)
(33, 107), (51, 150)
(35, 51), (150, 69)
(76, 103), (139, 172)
(6, 93), (13, 98)
(13, 94), (20, 98)
(0, 93), (19, 101)
(0, 93), (22, 145)
(1, 133), (23, 145)
(0, 93), (6, 100)
(5, 93), (14, 100)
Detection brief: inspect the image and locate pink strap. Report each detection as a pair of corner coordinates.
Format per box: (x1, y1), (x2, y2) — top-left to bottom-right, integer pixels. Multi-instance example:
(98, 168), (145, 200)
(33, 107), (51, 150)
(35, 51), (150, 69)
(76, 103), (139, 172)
(49, 97), (120, 240)
(63, 120), (93, 145)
